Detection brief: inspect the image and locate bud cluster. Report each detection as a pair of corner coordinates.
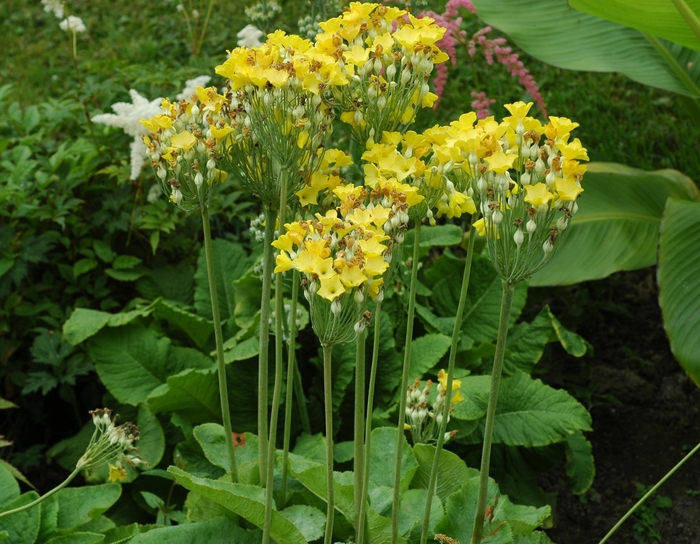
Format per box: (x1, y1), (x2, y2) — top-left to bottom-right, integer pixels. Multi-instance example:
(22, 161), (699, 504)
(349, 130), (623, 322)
(141, 87), (232, 212)
(77, 408), (145, 482)
(404, 370), (463, 445)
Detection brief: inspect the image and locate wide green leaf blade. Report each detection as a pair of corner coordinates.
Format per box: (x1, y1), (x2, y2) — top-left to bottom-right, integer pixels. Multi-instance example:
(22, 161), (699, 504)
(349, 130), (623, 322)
(53, 484), (121, 532)
(0, 463), (19, 506)
(530, 163), (699, 286)
(89, 325), (212, 405)
(368, 427), (418, 492)
(129, 516), (260, 543)
(571, 0), (700, 51)
(0, 491), (41, 544)
(490, 372), (592, 447)
(411, 444), (479, 501)
(167, 467), (309, 544)
(565, 431), (596, 495)
(471, 0), (700, 97)
(658, 198), (700, 386)
(194, 239), (252, 320)
(154, 299), (213, 349)
(147, 368), (220, 424)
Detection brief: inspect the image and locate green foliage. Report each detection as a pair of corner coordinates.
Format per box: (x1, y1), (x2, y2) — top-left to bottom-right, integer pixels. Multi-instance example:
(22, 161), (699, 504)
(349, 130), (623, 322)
(530, 164), (700, 286)
(658, 198), (700, 386)
(632, 484), (673, 544)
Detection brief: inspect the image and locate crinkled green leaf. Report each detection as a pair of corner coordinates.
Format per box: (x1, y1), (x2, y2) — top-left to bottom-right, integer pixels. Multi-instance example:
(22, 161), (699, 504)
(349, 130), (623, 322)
(193, 424), (258, 475)
(411, 444), (479, 501)
(89, 325), (211, 405)
(530, 164), (700, 286)
(490, 372), (592, 447)
(565, 431), (595, 495)
(63, 304), (157, 346)
(400, 489), (444, 542)
(368, 427), (418, 492)
(0, 491), (41, 544)
(154, 299), (213, 349)
(54, 484), (121, 532)
(0, 463), (19, 506)
(408, 334), (452, 382)
(129, 515), (258, 544)
(279, 505), (326, 542)
(658, 198), (700, 387)
(168, 467), (307, 544)
(137, 405), (165, 468)
(451, 376), (490, 421)
(44, 532), (104, 544)
(195, 239), (252, 321)
(147, 368), (219, 424)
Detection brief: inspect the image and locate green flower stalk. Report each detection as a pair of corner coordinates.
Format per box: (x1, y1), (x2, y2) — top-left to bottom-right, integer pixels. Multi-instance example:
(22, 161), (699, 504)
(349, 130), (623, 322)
(0, 408), (144, 520)
(140, 88), (239, 483)
(465, 102), (588, 543)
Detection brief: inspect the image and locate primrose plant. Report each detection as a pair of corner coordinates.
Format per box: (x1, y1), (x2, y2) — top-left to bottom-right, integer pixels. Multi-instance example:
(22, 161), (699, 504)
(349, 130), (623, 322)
(3, 3), (592, 544)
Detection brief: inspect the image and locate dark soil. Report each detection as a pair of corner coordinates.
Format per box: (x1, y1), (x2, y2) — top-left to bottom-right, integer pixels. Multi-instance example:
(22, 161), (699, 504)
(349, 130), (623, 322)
(535, 268), (700, 544)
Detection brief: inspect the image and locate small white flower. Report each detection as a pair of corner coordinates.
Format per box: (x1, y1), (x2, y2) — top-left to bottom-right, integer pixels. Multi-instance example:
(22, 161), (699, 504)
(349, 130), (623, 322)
(237, 24), (264, 47)
(59, 15), (86, 33)
(41, 0), (64, 19)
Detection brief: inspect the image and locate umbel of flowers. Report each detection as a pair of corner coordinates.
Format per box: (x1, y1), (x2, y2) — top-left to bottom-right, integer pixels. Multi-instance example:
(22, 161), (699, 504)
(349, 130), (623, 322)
(141, 86), (231, 213)
(468, 101), (587, 282)
(317, 2), (449, 146)
(214, 30), (344, 207)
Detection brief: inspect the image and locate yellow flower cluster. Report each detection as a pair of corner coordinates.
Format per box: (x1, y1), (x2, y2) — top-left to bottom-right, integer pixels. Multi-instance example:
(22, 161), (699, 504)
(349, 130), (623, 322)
(461, 101), (587, 282)
(215, 31), (341, 205)
(317, 2), (448, 145)
(141, 86), (232, 212)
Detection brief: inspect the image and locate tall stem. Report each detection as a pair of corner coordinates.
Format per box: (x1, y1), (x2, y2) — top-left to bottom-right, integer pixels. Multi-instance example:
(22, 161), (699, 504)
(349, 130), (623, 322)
(391, 222), (421, 543)
(0, 468), (80, 519)
(280, 270), (300, 507)
(598, 441), (700, 544)
(470, 280), (515, 544)
(294, 360), (312, 434)
(258, 205), (278, 485)
(263, 171), (288, 544)
(420, 216), (477, 544)
(322, 343), (336, 544)
(202, 207), (238, 483)
(354, 328), (367, 538)
(194, 0), (215, 55)
(358, 299), (382, 544)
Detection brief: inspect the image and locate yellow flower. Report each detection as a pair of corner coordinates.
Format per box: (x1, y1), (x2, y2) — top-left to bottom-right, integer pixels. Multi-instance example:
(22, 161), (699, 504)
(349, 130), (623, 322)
(318, 274), (346, 301)
(108, 463), (127, 482)
(555, 178), (584, 201)
(503, 101), (533, 121)
(524, 183), (553, 208)
(274, 252), (294, 274)
(170, 131), (197, 150)
(485, 150), (517, 174)
(556, 138), (589, 162)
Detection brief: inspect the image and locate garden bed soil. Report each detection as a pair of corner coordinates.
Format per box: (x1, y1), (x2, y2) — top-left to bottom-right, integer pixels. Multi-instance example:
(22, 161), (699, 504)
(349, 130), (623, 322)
(537, 268), (700, 544)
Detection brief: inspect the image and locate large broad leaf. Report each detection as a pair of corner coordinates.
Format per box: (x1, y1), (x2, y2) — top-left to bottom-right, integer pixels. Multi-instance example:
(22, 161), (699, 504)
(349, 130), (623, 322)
(468, 372), (592, 447)
(411, 444), (479, 501)
(565, 431), (596, 495)
(530, 163), (699, 286)
(194, 239), (252, 321)
(571, 0), (700, 52)
(129, 515), (260, 544)
(368, 427), (418, 492)
(63, 303), (157, 346)
(147, 368), (220, 424)
(658, 198), (700, 386)
(168, 467), (310, 544)
(471, 0), (700, 97)
(88, 325), (213, 405)
(0, 492), (41, 544)
(0, 463), (19, 506)
(154, 299), (213, 349)
(286, 454), (404, 544)
(422, 254), (528, 342)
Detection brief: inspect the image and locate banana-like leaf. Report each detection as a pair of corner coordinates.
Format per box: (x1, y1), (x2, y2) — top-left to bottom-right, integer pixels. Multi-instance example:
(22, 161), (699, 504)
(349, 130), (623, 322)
(571, 0), (700, 51)
(471, 0), (700, 97)
(658, 198), (700, 387)
(530, 163), (699, 286)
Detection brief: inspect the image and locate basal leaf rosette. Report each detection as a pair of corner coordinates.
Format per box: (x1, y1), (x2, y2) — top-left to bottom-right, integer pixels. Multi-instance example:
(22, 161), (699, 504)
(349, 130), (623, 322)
(316, 2), (448, 146)
(273, 209), (391, 346)
(215, 31), (345, 207)
(141, 87), (231, 213)
(472, 101), (588, 283)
